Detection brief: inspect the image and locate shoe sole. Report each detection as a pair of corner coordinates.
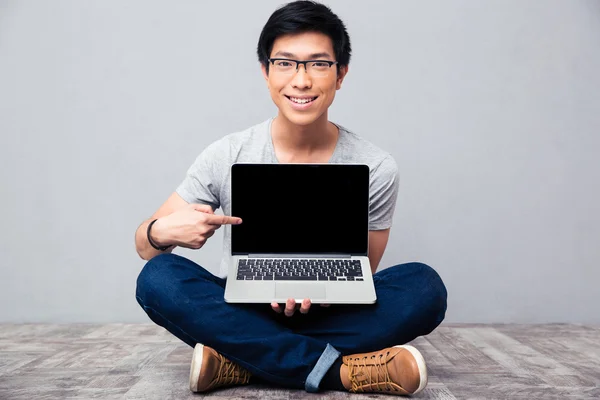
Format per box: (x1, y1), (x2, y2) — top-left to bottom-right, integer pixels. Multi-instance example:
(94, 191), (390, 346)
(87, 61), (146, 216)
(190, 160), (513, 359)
(189, 343), (204, 392)
(394, 345), (428, 395)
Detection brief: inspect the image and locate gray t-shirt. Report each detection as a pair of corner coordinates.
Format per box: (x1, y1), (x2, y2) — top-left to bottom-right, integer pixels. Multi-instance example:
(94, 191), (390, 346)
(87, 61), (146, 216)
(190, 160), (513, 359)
(176, 117), (399, 277)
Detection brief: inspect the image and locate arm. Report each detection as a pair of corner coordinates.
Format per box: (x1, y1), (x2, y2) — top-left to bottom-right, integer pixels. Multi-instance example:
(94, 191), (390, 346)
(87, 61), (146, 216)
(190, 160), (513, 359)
(367, 155), (399, 274)
(368, 228), (390, 274)
(135, 192), (238, 261)
(135, 192), (189, 260)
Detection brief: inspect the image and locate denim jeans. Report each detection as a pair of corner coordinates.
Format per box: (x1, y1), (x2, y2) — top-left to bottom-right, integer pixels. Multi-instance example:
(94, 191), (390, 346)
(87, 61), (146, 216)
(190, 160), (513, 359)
(135, 253), (447, 392)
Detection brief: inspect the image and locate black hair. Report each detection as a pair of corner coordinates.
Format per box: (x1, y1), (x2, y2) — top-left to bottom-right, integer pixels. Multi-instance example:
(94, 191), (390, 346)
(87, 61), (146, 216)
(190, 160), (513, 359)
(257, 1), (351, 74)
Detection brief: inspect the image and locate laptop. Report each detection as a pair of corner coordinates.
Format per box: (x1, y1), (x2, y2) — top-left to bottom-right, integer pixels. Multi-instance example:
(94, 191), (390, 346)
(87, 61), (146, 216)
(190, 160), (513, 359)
(224, 163), (377, 304)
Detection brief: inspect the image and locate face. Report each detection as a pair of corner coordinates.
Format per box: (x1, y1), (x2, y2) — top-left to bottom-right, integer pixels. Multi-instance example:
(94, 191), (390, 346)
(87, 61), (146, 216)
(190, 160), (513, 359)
(261, 31), (348, 127)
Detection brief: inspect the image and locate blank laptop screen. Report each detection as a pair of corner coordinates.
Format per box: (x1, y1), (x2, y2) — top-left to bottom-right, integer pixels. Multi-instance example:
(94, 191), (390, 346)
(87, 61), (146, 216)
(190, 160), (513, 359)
(231, 164), (369, 255)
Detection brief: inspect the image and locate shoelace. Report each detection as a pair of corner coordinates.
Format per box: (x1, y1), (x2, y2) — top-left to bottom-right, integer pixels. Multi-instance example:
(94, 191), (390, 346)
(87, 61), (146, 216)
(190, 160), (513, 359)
(348, 353), (394, 392)
(211, 353), (251, 388)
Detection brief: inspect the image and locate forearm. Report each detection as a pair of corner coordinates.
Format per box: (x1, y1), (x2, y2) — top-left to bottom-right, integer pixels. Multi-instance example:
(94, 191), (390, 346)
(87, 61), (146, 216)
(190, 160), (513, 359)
(135, 218), (175, 261)
(369, 260), (379, 275)
(368, 229), (391, 274)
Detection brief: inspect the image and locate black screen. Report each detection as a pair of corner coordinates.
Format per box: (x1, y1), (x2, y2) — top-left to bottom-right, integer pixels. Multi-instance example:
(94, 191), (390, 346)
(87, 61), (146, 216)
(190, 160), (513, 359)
(231, 164), (369, 255)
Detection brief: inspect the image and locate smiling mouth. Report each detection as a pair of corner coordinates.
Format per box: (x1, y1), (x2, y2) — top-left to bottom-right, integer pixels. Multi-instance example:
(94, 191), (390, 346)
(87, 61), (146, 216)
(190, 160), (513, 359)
(285, 95), (318, 104)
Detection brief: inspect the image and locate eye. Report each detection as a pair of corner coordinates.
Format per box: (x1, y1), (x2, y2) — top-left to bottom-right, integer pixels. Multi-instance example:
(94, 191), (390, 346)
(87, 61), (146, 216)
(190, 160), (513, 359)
(312, 62), (330, 67)
(276, 61), (293, 67)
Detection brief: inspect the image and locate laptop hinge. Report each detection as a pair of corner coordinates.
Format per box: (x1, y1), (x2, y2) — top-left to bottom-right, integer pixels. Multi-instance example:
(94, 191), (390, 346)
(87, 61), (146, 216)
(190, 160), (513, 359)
(248, 254), (351, 258)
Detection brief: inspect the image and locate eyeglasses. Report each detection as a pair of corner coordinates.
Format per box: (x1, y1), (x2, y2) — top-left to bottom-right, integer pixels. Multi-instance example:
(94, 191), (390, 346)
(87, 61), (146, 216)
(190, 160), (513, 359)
(268, 58), (338, 77)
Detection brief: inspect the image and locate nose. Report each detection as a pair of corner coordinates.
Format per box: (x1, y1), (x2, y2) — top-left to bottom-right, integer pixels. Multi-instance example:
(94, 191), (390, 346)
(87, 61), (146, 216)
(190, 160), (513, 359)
(291, 64), (312, 89)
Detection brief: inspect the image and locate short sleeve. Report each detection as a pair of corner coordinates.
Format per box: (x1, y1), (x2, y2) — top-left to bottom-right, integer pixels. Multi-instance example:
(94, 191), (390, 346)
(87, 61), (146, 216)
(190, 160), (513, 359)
(368, 155), (400, 230)
(175, 142), (221, 211)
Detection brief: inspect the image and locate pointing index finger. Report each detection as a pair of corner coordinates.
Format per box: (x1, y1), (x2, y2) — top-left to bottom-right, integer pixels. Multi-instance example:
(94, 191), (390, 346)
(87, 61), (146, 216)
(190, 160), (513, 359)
(206, 214), (242, 226)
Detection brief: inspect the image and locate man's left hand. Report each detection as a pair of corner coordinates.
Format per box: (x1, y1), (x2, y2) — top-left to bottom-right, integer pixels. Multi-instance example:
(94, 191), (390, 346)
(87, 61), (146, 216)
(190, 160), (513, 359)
(271, 298), (330, 317)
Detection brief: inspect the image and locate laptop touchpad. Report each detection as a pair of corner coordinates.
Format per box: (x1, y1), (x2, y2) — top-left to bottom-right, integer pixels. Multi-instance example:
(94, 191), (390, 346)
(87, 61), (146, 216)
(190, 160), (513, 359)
(275, 283), (326, 300)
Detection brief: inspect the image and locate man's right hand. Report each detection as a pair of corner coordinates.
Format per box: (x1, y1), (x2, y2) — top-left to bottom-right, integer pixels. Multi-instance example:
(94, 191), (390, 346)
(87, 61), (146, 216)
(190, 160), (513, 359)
(150, 203), (242, 250)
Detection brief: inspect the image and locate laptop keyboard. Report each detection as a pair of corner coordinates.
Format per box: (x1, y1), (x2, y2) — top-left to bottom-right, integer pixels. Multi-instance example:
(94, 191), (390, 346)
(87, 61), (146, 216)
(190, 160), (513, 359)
(236, 259), (364, 281)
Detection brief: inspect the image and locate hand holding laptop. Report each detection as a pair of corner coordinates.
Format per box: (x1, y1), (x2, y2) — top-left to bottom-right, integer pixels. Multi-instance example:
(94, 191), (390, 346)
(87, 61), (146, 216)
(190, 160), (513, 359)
(152, 204), (242, 250)
(271, 298), (331, 317)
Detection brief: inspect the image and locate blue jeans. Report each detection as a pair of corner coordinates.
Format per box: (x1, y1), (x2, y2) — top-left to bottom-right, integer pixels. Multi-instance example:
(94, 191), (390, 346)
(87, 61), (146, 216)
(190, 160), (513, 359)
(135, 254), (447, 392)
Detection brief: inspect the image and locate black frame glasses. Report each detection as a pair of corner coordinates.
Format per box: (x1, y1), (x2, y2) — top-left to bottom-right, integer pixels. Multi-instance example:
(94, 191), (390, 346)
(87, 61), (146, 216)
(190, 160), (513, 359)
(268, 58), (339, 76)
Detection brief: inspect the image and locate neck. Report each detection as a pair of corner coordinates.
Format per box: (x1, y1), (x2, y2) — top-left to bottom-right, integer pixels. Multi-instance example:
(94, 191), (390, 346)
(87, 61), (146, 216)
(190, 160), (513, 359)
(271, 111), (338, 152)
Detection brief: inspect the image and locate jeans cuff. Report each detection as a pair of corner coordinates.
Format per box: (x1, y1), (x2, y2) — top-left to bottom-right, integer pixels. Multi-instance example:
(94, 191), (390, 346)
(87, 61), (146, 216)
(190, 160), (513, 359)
(304, 343), (341, 393)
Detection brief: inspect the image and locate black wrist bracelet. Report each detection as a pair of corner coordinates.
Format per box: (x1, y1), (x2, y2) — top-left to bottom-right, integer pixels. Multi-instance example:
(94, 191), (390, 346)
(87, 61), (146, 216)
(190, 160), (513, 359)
(147, 219), (171, 251)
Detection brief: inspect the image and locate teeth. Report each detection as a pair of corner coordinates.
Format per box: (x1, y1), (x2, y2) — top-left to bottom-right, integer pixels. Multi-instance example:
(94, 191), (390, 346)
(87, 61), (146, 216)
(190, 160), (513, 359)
(289, 97), (316, 104)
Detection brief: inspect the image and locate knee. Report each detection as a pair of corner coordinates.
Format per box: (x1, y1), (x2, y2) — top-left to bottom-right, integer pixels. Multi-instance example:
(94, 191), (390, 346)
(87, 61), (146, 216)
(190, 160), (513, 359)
(135, 253), (179, 308)
(411, 262), (447, 331)
(389, 262), (448, 332)
(408, 262), (446, 295)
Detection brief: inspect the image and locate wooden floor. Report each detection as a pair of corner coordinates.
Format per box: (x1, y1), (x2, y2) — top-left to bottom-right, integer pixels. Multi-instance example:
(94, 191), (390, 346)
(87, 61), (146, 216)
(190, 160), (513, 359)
(0, 324), (598, 399)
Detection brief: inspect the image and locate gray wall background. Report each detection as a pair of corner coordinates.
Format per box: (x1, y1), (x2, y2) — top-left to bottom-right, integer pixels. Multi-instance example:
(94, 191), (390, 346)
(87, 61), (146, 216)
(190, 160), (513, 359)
(1, 0), (599, 324)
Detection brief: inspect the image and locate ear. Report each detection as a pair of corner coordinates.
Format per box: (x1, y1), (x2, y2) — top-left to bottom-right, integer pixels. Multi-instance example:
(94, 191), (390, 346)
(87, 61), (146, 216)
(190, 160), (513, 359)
(261, 63), (269, 86)
(336, 65), (349, 90)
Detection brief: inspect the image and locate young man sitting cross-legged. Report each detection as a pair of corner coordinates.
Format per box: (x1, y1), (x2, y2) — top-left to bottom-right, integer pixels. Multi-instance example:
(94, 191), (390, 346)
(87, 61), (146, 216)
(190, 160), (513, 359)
(134, 1), (447, 395)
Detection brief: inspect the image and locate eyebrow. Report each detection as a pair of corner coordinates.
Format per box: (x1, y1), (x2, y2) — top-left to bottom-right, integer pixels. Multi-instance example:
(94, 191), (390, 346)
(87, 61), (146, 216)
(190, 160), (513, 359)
(273, 51), (333, 59)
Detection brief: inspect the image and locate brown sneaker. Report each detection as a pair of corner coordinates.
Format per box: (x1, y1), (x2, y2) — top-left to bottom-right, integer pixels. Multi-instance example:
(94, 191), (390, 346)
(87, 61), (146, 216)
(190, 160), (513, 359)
(189, 343), (251, 393)
(340, 345), (427, 396)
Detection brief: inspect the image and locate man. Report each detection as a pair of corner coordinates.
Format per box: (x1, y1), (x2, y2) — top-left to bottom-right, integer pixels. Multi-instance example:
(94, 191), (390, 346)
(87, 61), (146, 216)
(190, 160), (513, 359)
(134, 0), (447, 396)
